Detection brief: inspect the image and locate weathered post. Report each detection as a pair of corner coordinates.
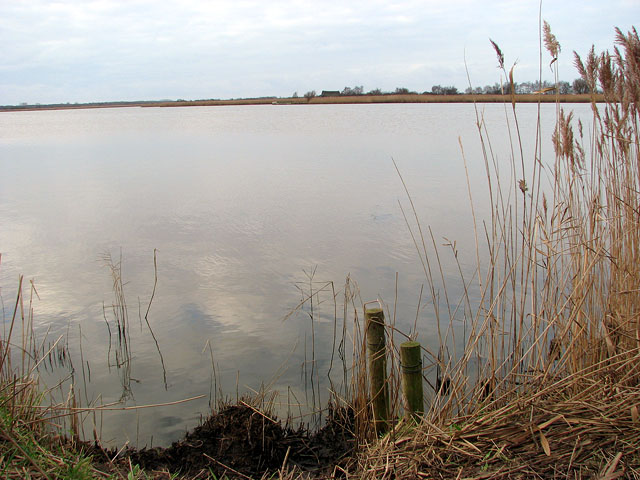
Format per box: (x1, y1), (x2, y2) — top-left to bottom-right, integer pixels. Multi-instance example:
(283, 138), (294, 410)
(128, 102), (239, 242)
(400, 341), (424, 420)
(365, 306), (389, 434)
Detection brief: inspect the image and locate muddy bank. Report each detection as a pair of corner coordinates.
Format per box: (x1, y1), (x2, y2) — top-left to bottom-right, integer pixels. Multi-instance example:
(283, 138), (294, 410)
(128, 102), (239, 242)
(96, 402), (355, 478)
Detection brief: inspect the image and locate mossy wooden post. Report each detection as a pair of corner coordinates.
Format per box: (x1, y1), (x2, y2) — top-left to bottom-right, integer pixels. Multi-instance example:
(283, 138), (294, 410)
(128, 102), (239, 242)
(400, 341), (424, 420)
(365, 306), (389, 434)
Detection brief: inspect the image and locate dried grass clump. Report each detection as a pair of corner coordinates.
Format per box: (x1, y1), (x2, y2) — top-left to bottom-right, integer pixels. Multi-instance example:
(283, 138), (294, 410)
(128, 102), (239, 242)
(356, 352), (640, 479)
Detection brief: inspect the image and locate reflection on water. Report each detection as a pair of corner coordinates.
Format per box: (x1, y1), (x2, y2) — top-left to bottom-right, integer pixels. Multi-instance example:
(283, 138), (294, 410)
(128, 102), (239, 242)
(0, 103), (592, 446)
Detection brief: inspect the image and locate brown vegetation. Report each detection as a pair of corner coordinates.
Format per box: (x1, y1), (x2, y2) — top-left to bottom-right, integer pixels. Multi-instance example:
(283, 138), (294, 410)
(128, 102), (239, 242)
(346, 25), (640, 480)
(155, 93), (599, 108)
(0, 94), (602, 112)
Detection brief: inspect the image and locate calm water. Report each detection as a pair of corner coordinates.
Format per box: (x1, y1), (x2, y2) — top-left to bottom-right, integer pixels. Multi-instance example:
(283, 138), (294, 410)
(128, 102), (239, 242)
(0, 103), (590, 446)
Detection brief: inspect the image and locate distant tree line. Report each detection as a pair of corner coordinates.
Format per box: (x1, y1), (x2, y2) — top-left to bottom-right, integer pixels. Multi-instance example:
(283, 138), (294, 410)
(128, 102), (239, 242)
(463, 78), (590, 95)
(300, 78), (591, 98)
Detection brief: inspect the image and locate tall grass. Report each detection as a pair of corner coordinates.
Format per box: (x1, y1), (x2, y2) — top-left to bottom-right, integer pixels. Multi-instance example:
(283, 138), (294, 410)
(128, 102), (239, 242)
(0, 275), (103, 479)
(342, 26), (640, 479)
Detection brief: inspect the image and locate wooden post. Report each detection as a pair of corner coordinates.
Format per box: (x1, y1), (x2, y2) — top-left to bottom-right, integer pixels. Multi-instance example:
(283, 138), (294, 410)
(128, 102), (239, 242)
(400, 341), (424, 420)
(365, 306), (389, 434)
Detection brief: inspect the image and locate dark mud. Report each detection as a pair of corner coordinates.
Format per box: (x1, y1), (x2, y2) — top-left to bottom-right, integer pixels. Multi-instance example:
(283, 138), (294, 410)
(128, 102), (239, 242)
(96, 403), (355, 478)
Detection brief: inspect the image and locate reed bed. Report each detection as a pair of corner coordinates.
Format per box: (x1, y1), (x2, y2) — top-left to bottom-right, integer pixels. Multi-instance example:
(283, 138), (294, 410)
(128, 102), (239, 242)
(340, 25), (640, 480)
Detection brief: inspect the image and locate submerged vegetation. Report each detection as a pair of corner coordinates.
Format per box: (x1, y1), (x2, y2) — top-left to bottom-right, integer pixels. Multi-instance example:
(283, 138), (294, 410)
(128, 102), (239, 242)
(1, 25), (640, 479)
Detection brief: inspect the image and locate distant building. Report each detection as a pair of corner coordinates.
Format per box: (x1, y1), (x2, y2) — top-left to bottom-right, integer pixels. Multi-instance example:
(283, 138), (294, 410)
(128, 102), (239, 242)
(321, 90), (341, 97)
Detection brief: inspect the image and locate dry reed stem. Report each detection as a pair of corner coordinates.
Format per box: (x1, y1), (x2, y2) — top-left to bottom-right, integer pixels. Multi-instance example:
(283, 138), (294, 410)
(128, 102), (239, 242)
(356, 350), (640, 479)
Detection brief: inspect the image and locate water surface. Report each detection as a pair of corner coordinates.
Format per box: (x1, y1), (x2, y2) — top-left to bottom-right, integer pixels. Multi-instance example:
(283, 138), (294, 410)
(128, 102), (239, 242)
(0, 103), (590, 446)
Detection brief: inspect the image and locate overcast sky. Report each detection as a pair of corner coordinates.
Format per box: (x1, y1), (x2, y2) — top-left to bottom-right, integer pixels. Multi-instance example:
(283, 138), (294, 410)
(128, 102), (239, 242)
(1, 0), (638, 105)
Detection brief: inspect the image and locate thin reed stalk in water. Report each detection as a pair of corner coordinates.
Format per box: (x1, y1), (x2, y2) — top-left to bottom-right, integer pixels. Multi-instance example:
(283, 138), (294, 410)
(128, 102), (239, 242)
(101, 251), (133, 402)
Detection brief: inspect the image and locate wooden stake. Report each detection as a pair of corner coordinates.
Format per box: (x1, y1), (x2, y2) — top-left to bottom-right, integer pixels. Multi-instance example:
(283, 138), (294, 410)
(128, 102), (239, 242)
(400, 341), (424, 420)
(365, 306), (389, 434)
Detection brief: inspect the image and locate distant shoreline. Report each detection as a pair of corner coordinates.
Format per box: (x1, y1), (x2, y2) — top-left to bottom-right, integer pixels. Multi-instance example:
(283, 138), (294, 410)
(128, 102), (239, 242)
(0, 93), (603, 112)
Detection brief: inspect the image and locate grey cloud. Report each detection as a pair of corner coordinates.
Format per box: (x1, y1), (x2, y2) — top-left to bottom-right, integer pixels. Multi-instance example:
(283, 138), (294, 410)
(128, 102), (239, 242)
(0, 0), (638, 104)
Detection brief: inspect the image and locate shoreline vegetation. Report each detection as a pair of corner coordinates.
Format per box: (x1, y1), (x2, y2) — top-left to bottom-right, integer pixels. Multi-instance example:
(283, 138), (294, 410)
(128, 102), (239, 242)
(2, 25), (639, 479)
(0, 93), (604, 112)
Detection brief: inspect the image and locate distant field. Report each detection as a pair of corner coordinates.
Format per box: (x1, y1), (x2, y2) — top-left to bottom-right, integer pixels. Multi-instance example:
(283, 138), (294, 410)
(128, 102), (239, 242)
(311, 93), (597, 104)
(158, 93), (600, 107)
(0, 93), (602, 112)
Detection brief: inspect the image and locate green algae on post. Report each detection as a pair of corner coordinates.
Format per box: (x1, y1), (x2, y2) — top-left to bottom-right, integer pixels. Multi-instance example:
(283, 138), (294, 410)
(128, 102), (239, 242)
(365, 306), (389, 435)
(400, 341), (424, 420)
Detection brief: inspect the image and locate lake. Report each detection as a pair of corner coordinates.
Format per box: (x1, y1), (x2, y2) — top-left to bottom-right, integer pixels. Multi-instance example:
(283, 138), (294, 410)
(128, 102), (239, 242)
(0, 102), (591, 446)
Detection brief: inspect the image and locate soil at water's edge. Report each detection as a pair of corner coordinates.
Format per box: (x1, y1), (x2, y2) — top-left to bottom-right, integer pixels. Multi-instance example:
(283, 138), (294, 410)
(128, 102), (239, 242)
(93, 403), (355, 478)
